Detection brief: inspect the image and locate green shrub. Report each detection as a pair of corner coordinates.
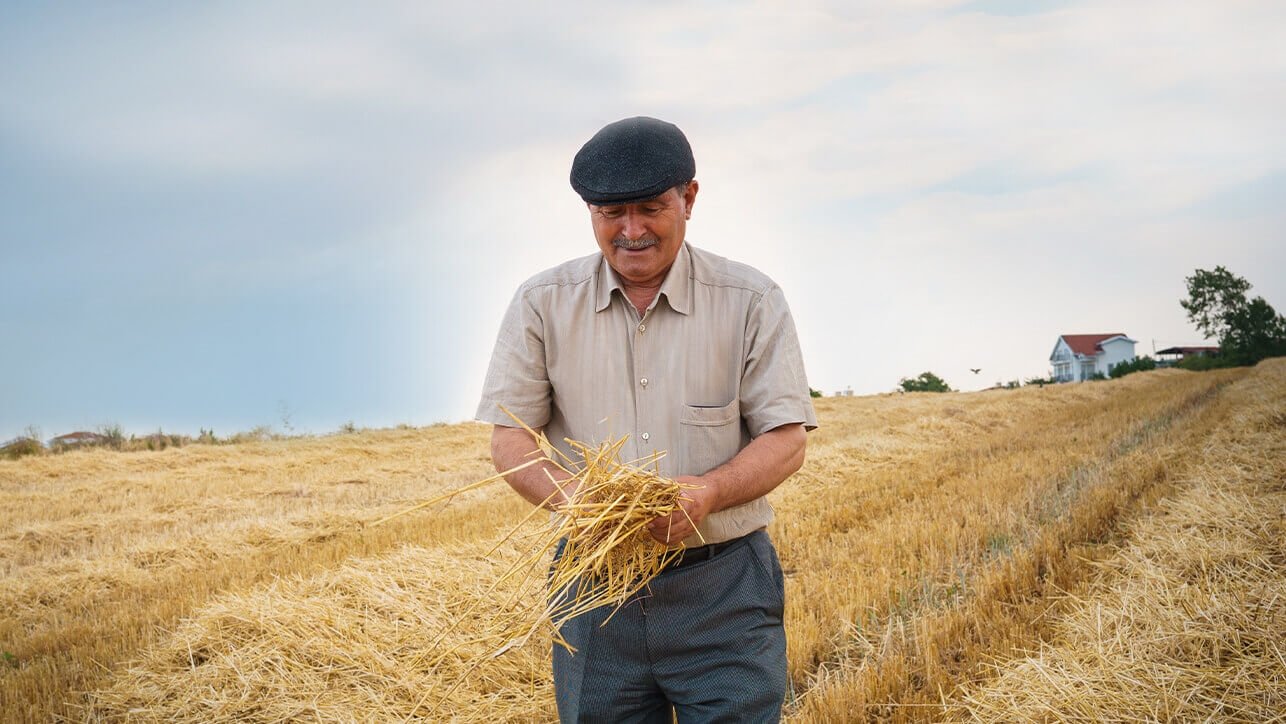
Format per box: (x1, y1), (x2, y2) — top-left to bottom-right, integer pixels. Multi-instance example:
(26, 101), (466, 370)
(138, 430), (185, 451)
(1175, 352), (1255, 371)
(1, 437), (44, 460)
(97, 424), (125, 450)
(1109, 355), (1157, 379)
(227, 425), (274, 444)
(899, 371), (951, 393)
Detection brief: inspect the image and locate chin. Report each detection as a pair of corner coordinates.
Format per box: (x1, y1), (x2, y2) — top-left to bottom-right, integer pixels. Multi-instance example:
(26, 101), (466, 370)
(616, 262), (658, 279)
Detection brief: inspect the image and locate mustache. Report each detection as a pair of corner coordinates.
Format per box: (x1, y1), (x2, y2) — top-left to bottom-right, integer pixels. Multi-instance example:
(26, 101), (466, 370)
(612, 234), (660, 250)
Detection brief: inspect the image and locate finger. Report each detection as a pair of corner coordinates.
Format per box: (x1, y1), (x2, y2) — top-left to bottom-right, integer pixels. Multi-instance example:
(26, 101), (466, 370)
(647, 512), (674, 531)
(648, 519), (684, 544)
(662, 522), (688, 545)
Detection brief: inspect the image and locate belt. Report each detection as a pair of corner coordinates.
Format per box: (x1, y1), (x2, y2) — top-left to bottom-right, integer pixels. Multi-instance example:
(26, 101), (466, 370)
(659, 533), (750, 572)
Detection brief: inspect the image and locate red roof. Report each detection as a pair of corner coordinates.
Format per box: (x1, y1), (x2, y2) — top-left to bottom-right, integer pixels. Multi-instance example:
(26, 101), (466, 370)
(1061, 333), (1127, 356)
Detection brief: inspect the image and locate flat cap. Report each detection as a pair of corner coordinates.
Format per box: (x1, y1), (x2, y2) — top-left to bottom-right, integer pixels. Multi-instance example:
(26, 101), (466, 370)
(570, 116), (695, 205)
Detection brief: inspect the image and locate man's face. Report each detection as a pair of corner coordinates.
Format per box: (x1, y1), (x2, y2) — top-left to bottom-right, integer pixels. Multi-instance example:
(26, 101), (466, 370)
(588, 181), (699, 288)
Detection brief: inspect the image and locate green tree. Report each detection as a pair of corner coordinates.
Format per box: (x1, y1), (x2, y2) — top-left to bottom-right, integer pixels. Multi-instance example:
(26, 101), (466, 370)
(899, 371), (951, 393)
(1223, 297), (1286, 362)
(1180, 266), (1250, 341)
(1181, 266), (1286, 364)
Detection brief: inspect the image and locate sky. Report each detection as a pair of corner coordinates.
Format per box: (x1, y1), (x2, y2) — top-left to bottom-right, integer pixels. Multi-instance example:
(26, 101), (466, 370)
(2, 0), (1284, 442)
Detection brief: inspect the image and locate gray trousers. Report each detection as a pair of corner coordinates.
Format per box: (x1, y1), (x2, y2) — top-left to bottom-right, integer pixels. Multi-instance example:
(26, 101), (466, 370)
(551, 530), (787, 723)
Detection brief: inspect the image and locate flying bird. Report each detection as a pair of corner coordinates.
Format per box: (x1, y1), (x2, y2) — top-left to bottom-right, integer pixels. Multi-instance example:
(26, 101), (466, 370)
(970, 368), (981, 374)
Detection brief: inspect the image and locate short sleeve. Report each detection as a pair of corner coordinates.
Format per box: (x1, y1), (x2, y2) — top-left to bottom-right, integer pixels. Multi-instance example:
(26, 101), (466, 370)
(475, 286), (552, 428)
(740, 285), (819, 437)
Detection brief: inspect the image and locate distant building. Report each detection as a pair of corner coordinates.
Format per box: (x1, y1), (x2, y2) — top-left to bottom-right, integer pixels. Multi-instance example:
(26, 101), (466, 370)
(1050, 333), (1137, 382)
(1156, 345), (1220, 366)
(49, 431), (109, 448)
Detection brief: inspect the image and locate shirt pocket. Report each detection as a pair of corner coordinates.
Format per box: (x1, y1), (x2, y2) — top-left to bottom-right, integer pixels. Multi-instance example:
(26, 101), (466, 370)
(679, 399), (741, 474)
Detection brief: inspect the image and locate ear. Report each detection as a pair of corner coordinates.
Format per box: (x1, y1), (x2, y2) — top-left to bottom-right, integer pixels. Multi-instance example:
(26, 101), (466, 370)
(682, 179), (699, 219)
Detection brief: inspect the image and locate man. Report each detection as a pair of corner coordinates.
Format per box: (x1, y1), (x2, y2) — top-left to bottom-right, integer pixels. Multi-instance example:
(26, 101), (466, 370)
(476, 116), (817, 722)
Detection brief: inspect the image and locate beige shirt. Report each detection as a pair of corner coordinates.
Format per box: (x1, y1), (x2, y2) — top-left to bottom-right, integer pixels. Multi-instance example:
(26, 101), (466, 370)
(476, 242), (817, 545)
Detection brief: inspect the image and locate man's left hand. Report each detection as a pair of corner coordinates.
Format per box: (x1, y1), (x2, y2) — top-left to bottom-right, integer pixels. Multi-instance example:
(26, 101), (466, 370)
(647, 475), (718, 546)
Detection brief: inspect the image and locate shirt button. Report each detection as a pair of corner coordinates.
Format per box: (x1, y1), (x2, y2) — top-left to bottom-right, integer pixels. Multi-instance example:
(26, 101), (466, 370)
(641, 432), (650, 441)
(640, 377), (648, 387)
(638, 323), (646, 333)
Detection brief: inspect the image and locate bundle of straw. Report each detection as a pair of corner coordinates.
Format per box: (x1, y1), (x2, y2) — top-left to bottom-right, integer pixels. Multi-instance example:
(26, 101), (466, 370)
(374, 411), (701, 686)
(539, 433), (700, 643)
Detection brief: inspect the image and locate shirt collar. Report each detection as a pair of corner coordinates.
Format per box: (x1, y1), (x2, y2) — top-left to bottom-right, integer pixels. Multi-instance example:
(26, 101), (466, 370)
(594, 242), (692, 315)
(657, 242), (692, 315)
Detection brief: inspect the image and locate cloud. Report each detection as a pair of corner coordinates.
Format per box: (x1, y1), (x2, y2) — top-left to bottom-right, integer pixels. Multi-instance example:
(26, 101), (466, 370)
(2, 0), (1284, 436)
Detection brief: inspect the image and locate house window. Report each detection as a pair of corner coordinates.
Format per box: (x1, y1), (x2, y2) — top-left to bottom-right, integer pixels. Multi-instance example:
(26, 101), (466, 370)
(1053, 362), (1071, 381)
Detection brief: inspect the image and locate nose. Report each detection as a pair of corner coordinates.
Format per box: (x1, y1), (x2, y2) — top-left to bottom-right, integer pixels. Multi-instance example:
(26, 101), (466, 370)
(621, 209), (647, 240)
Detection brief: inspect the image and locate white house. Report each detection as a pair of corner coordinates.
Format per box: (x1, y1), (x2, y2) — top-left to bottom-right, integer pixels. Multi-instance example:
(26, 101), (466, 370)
(1050, 333), (1137, 382)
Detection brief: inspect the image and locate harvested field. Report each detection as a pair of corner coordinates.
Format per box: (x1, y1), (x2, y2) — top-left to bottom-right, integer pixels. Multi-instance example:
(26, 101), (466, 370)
(1, 360), (1282, 722)
(949, 362), (1286, 722)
